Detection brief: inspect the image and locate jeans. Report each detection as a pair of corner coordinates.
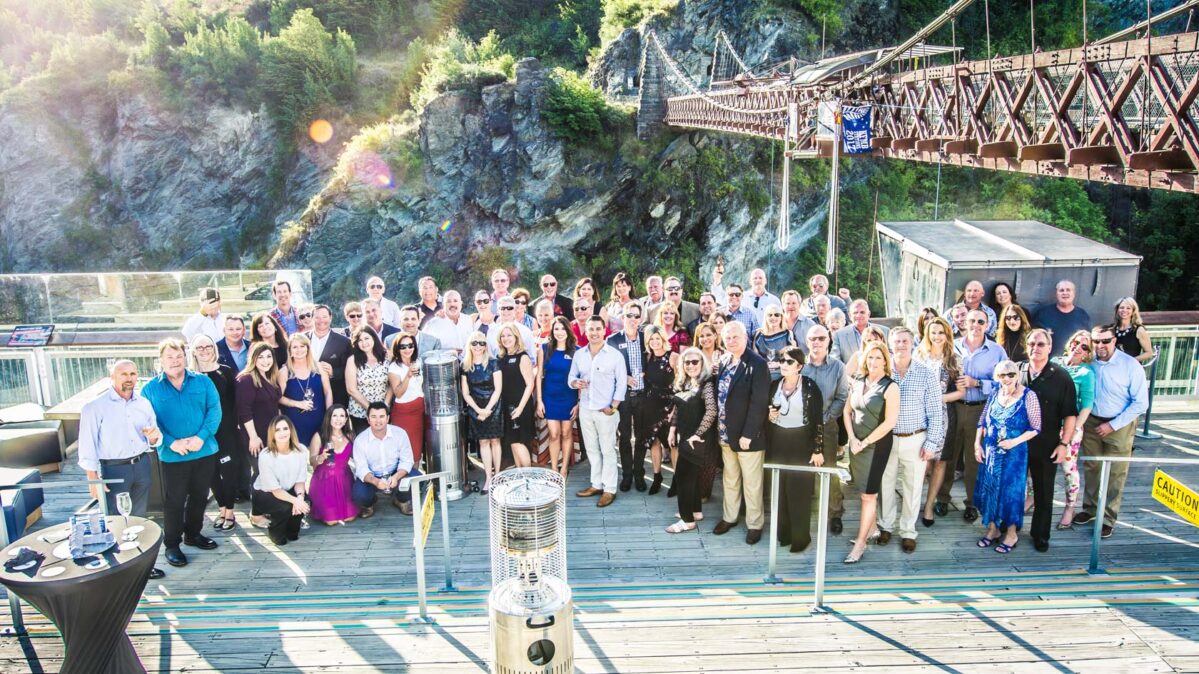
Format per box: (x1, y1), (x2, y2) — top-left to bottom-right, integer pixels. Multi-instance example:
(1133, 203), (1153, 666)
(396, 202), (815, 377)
(351, 468), (423, 508)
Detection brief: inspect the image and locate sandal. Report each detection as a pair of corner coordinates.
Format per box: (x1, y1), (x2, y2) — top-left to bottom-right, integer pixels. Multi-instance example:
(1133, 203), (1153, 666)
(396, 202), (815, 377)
(995, 540), (1018, 554)
(977, 535), (1000, 548)
(665, 520), (697, 534)
(221, 517), (236, 530)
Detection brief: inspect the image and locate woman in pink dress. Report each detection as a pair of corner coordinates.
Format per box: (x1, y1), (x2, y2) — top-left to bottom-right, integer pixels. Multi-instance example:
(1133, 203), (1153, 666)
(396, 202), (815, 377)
(307, 405), (358, 525)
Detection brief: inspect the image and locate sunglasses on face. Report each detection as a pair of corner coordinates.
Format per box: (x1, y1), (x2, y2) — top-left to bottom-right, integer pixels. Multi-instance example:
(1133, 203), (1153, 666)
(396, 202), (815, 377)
(779, 358), (798, 365)
(576, 306), (591, 312)
(541, 281), (557, 287)
(298, 313), (313, 320)
(998, 373), (1018, 379)
(683, 359), (702, 366)
(369, 284), (384, 290)
(471, 341), (487, 347)
(1093, 337), (1115, 345)
(1005, 315), (1021, 321)
(347, 313), (363, 319)
(398, 343), (415, 350)
(971, 319), (987, 325)
(515, 300), (527, 305)
(1071, 342), (1091, 351)
(500, 307), (516, 312)
(727, 292), (742, 297)
(626, 314), (642, 320)
(475, 297), (490, 304)
(809, 335), (828, 342)
(666, 286), (682, 292)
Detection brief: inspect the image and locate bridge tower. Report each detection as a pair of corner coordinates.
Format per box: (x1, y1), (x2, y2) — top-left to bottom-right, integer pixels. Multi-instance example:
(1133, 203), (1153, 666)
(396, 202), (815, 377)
(636, 36), (666, 139)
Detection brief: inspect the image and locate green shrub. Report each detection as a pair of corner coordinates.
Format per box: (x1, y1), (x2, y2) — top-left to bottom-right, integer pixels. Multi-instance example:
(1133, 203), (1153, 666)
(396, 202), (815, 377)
(599, 0), (676, 46)
(262, 0), (411, 49)
(410, 29), (514, 111)
(542, 68), (606, 142)
(171, 16), (263, 100)
(259, 9), (357, 131)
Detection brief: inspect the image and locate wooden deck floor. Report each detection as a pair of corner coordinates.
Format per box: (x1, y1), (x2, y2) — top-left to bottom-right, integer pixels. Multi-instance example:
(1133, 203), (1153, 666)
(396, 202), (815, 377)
(3, 402), (1198, 672)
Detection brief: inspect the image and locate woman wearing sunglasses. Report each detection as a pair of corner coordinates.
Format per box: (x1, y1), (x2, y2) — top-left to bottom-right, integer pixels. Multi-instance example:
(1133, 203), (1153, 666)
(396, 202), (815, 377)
(665, 348), (717, 533)
(995, 304), (1032, 362)
(1050, 330), (1095, 528)
(766, 346), (826, 553)
(973, 359), (1042, 554)
(388, 332), (425, 467)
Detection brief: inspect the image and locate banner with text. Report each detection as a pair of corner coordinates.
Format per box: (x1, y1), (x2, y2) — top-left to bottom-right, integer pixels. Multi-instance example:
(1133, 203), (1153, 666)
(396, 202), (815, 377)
(841, 105), (873, 154)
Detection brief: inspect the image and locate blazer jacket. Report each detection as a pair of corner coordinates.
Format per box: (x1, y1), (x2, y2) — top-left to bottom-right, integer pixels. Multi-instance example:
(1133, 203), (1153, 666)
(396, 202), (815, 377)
(719, 349), (771, 452)
(307, 330), (353, 407)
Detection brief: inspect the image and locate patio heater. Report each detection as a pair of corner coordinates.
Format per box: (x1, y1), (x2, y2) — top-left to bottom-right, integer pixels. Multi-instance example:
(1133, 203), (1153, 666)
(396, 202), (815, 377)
(488, 468), (573, 673)
(422, 350), (467, 500)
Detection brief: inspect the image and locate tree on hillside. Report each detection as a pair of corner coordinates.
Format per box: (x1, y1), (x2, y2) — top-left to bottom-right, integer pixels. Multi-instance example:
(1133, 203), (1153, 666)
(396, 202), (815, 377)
(259, 9), (357, 132)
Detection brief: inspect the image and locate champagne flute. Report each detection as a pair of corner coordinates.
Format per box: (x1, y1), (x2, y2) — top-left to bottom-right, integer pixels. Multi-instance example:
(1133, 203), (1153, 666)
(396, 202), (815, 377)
(116, 492), (133, 528)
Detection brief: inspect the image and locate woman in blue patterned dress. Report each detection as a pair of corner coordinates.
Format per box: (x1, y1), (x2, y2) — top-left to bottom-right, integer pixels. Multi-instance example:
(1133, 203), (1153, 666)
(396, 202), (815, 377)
(973, 359), (1042, 554)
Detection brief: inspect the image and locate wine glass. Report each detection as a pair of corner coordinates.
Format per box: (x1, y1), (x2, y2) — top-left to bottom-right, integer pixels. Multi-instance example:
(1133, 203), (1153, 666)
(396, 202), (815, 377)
(116, 492), (133, 528)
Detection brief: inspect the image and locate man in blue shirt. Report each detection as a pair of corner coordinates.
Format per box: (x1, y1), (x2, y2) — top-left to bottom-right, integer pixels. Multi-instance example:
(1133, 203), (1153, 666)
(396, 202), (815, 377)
(217, 315), (251, 372)
(936, 309), (1004, 523)
(141, 338), (222, 568)
(1073, 325), (1149, 538)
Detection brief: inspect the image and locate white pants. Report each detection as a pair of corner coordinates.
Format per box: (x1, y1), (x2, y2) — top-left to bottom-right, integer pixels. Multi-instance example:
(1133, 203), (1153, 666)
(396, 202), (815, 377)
(581, 407), (620, 493)
(879, 432), (927, 539)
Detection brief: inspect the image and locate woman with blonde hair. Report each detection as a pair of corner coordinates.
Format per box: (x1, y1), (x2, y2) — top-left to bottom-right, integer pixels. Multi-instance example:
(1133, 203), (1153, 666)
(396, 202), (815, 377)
(640, 325), (677, 494)
(654, 300), (691, 353)
(1112, 297), (1154, 362)
(461, 331), (502, 491)
(278, 333), (333, 448)
(498, 323), (536, 467)
(916, 317), (963, 527)
(665, 347), (717, 533)
(188, 334), (239, 530)
(843, 341), (899, 564)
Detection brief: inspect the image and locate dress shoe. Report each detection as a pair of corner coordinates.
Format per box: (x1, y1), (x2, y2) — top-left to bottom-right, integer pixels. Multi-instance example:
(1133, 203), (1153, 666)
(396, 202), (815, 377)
(648, 473), (663, 495)
(745, 529), (762, 545)
(165, 546), (188, 567)
(790, 541), (810, 553)
(921, 517), (935, 528)
(576, 486), (602, 497)
(1034, 538), (1049, 552)
(933, 501), (948, 517)
(666, 482), (677, 498)
(148, 567), (166, 579)
(270, 535), (288, 546)
(184, 534), (218, 550)
(829, 517), (843, 535)
(712, 520), (734, 535)
(359, 506), (375, 519)
(634, 475), (647, 492)
(287, 533), (299, 541)
(1101, 524), (1114, 539)
(876, 530), (892, 546)
(963, 506), (979, 523)
(1072, 511), (1095, 525)
(398, 501), (413, 516)
(901, 538), (917, 553)
(597, 492), (616, 507)
(619, 475), (633, 492)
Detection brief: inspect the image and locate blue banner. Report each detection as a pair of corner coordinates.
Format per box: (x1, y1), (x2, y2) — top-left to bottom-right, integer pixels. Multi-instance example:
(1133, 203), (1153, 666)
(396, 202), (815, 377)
(841, 105), (873, 154)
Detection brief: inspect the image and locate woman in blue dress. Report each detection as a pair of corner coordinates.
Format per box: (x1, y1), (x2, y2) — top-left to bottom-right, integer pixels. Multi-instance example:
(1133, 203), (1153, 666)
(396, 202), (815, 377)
(277, 333), (333, 448)
(536, 316), (578, 480)
(973, 359), (1042, 554)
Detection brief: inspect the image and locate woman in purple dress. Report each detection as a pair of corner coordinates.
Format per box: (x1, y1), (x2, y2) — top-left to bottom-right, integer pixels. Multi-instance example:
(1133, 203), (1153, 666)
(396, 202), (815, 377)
(307, 405), (358, 525)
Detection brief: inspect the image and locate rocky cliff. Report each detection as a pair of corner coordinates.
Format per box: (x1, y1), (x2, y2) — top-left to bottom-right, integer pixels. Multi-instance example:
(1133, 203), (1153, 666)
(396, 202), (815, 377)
(0, 0), (897, 304)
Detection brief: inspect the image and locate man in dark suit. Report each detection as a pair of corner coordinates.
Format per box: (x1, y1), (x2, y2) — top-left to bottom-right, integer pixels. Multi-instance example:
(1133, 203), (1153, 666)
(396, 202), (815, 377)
(308, 305), (353, 407)
(534, 274), (574, 318)
(711, 321), (771, 544)
(605, 303), (649, 491)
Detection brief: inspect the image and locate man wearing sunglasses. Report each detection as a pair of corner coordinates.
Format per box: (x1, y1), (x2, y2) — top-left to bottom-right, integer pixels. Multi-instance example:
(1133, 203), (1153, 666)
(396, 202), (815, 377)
(941, 309), (1005, 522)
(534, 274), (574, 318)
(486, 298), (538, 363)
(647, 276), (699, 326)
(607, 304), (649, 491)
(1073, 324), (1148, 538)
(1020, 328), (1078, 551)
(722, 283), (761, 336)
(712, 266), (780, 324)
(365, 276), (401, 327)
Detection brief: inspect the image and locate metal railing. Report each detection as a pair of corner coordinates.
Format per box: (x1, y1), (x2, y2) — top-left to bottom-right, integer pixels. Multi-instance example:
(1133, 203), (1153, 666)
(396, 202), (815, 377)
(1083, 456), (1199, 574)
(0, 351), (37, 407)
(399, 470), (457, 623)
(763, 463), (851, 611)
(0, 478), (124, 635)
(1147, 325), (1199, 399)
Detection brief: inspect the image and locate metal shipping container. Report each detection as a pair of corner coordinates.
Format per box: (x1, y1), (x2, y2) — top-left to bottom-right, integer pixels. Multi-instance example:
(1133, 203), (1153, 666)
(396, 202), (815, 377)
(876, 219), (1142, 330)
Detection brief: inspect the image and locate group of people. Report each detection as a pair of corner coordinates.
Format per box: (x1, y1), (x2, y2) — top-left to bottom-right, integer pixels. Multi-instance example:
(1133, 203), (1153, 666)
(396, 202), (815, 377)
(81, 267), (1151, 577)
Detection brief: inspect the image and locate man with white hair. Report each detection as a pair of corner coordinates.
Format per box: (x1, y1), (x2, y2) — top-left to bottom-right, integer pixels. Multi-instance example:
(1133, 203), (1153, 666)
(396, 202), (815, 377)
(365, 276), (401, 327)
(422, 290), (472, 353)
(802, 274), (847, 317)
(876, 327), (944, 553)
(711, 321), (771, 545)
(490, 268), (511, 303)
(831, 299), (890, 364)
(712, 266), (781, 323)
(78, 359), (165, 578)
(640, 275), (665, 316)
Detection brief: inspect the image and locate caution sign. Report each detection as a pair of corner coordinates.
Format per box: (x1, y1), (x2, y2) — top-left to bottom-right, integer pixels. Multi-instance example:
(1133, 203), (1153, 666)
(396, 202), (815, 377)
(419, 485), (436, 547)
(1153, 469), (1199, 528)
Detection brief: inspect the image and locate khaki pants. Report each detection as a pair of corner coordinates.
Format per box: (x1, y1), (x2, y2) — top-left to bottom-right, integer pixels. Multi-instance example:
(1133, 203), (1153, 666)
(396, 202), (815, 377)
(1081, 415), (1136, 526)
(721, 444), (765, 530)
(937, 402), (984, 507)
(879, 432), (927, 539)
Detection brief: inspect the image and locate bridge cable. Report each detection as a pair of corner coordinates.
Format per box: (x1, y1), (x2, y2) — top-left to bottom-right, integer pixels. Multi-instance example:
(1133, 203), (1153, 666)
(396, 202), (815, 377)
(646, 32), (790, 115)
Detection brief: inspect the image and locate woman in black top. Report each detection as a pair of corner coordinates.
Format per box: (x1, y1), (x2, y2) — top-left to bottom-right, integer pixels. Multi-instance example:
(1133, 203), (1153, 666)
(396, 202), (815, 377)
(251, 312), (288, 367)
(996, 304), (1032, 362)
(665, 347), (717, 533)
(1112, 297), (1154, 363)
(641, 326), (677, 495)
(188, 334), (240, 530)
(497, 324), (536, 468)
(766, 346), (827, 553)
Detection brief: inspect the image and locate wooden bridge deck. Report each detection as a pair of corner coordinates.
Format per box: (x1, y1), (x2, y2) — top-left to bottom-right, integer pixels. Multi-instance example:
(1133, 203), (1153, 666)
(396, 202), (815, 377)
(3, 402), (1198, 672)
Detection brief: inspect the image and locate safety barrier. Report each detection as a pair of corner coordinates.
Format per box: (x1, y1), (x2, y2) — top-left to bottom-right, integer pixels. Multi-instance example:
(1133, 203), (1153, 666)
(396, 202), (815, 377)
(763, 463), (851, 611)
(399, 470), (457, 623)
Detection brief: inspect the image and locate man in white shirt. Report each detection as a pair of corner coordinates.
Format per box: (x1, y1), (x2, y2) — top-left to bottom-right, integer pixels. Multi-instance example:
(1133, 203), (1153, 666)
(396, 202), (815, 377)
(570, 316), (628, 506)
(351, 402), (419, 516)
(420, 291), (472, 353)
(365, 276), (402, 327)
(78, 359), (166, 578)
(487, 298), (538, 364)
(181, 288), (225, 342)
(712, 267), (781, 322)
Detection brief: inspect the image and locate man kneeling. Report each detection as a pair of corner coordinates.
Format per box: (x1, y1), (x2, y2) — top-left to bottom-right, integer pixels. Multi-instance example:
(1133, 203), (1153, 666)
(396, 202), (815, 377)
(352, 402), (420, 517)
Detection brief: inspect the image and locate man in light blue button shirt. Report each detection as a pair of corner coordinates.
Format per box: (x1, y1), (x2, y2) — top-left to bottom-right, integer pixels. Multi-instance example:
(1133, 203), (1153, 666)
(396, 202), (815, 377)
(570, 316), (627, 506)
(1074, 325), (1149, 534)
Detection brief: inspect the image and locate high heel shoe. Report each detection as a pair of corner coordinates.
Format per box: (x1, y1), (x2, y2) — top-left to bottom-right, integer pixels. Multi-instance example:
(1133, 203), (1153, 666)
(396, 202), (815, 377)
(648, 473), (663, 495)
(920, 514), (935, 528)
(666, 482), (677, 498)
(844, 542), (867, 564)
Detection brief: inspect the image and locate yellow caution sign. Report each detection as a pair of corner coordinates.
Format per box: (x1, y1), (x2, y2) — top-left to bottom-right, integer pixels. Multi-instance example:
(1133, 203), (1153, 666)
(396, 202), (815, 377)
(1153, 469), (1199, 528)
(419, 486), (436, 547)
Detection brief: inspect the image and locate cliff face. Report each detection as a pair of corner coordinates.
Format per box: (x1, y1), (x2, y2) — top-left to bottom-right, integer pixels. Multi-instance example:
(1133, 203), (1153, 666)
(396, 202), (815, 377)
(0, 0), (896, 303)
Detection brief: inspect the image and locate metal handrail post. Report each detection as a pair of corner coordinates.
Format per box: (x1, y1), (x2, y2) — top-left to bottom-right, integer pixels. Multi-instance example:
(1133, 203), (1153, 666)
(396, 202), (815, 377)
(1137, 351), (1161, 440)
(762, 463), (850, 611)
(401, 470), (450, 624)
(439, 480), (456, 593)
(765, 468), (781, 584)
(1089, 462), (1111, 574)
(0, 478), (124, 635)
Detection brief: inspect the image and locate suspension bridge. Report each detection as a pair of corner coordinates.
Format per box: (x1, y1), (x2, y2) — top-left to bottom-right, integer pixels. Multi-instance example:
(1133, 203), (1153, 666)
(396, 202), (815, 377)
(638, 0), (1199, 196)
